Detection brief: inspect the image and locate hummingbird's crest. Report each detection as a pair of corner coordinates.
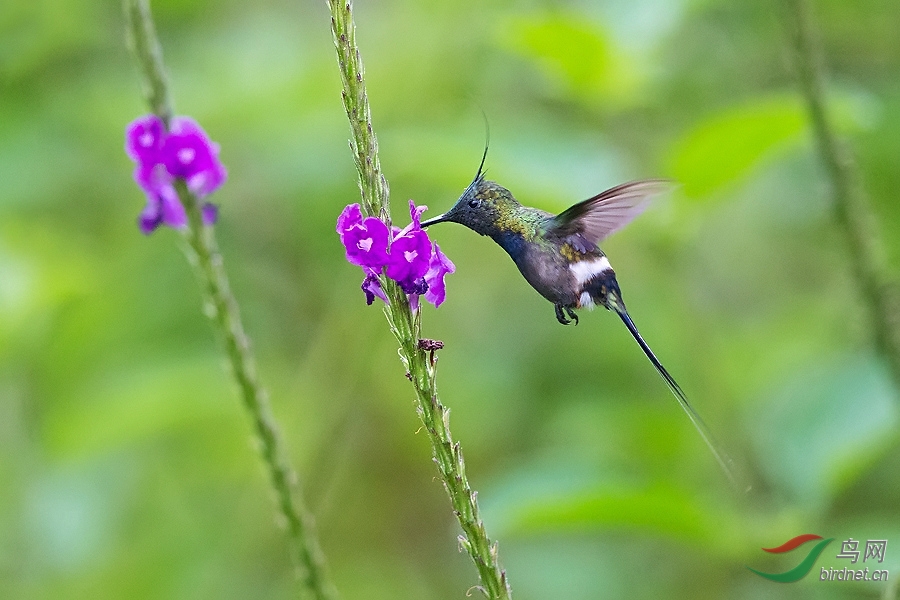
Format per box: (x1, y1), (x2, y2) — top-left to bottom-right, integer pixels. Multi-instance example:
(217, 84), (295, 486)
(421, 138), (532, 237)
(461, 120), (491, 199)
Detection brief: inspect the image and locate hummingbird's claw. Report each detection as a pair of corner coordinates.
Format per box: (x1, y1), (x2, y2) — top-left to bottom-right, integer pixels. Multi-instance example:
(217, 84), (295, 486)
(555, 304), (572, 325)
(565, 306), (579, 325)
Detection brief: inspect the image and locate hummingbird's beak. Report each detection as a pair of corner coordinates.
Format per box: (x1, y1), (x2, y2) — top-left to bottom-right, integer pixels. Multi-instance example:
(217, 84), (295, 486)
(420, 213), (449, 228)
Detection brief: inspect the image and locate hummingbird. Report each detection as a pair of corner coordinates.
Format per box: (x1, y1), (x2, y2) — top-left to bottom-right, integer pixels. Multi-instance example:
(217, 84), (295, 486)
(421, 151), (736, 484)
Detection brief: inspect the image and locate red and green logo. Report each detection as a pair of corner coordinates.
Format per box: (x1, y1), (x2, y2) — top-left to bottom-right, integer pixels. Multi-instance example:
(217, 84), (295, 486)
(747, 534), (834, 583)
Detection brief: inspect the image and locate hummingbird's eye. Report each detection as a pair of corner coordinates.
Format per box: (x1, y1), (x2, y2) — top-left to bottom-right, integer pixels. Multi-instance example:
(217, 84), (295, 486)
(468, 198), (480, 208)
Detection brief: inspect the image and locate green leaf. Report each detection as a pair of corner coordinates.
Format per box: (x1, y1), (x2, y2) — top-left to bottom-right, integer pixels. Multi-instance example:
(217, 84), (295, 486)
(498, 12), (640, 105)
(668, 95), (808, 198)
(507, 483), (714, 540)
(483, 464), (740, 550)
(668, 90), (878, 198)
(750, 354), (898, 506)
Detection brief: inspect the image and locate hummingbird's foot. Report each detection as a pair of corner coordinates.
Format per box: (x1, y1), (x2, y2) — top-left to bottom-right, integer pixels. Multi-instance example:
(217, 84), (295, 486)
(555, 304), (572, 325)
(565, 306), (579, 326)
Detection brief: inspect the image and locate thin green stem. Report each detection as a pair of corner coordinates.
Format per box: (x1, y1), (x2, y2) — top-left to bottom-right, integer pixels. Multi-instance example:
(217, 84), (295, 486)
(328, 0), (389, 221)
(178, 183), (335, 600)
(125, 2), (336, 598)
(328, 1), (511, 597)
(124, 0), (172, 125)
(385, 286), (511, 599)
(788, 0), (900, 386)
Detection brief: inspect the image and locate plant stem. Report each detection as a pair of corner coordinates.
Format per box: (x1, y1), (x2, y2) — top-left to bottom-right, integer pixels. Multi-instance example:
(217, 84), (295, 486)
(124, 0), (172, 125)
(328, 0), (389, 221)
(178, 183), (336, 600)
(788, 0), (900, 386)
(125, 2), (336, 598)
(328, 1), (512, 597)
(385, 284), (512, 599)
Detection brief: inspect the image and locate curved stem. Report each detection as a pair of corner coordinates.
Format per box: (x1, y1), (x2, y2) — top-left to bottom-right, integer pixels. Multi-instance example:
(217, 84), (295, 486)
(788, 0), (900, 387)
(178, 183), (336, 600)
(385, 283), (512, 599)
(328, 1), (512, 597)
(124, 1), (336, 598)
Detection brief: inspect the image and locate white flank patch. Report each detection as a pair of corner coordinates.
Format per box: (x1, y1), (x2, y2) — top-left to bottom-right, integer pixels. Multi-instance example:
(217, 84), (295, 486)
(569, 256), (612, 285)
(579, 292), (595, 309)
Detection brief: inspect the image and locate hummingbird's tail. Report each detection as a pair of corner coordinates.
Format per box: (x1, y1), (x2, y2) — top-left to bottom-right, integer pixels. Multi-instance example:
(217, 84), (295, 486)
(605, 293), (739, 487)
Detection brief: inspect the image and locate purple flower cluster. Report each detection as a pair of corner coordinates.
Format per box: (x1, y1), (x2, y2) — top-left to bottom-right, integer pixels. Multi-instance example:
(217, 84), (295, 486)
(125, 115), (226, 234)
(337, 201), (455, 308)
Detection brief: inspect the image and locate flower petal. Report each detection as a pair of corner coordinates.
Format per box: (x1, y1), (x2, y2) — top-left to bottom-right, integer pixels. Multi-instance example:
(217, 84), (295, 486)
(424, 243), (455, 307)
(187, 161), (227, 197)
(158, 186), (187, 228)
(202, 203), (219, 225)
(361, 270), (388, 305)
(133, 162), (172, 194)
(168, 116), (204, 137)
(343, 217), (391, 269)
(337, 203), (363, 236)
(162, 131), (215, 179)
(398, 276), (428, 296)
(125, 115), (165, 164)
(138, 196), (163, 235)
(386, 229), (431, 282)
(409, 200), (427, 229)
(160, 117), (226, 196)
(396, 201), (429, 237)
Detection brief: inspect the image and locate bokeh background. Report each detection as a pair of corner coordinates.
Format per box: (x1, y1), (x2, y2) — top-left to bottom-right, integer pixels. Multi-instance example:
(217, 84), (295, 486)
(2, 0), (899, 598)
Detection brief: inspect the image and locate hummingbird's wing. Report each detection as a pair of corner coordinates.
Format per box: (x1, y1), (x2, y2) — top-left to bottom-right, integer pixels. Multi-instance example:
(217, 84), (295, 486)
(546, 180), (672, 252)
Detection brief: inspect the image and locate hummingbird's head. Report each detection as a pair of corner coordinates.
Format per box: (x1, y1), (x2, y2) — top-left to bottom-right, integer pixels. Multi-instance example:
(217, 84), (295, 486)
(421, 149), (523, 237)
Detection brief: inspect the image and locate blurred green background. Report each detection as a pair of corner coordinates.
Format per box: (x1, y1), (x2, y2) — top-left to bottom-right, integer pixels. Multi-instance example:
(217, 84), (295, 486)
(2, 0), (899, 598)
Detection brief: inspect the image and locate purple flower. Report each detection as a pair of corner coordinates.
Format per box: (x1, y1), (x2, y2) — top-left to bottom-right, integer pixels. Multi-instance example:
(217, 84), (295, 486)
(126, 115), (165, 164)
(396, 199), (427, 236)
(133, 161), (172, 195)
(201, 203), (218, 226)
(336, 201), (455, 308)
(341, 216), (391, 269)
(161, 117), (227, 197)
(385, 199), (431, 289)
(138, 186), (187, 234)
(125, 114), (226, 234)
(361, 269), (388, 305)
(424, 243), (455, 307)
(399, 276), (428, 297)
(386, 228), (431, 286)
(337, 203), (363, 235)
